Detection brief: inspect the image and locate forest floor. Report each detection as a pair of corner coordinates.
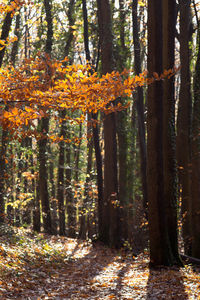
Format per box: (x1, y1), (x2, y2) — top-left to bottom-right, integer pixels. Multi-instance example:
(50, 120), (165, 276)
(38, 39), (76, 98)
(0, 225), (199, 300)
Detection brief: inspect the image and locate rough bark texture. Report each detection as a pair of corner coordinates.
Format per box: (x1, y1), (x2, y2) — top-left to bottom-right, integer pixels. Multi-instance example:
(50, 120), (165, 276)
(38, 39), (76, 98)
(37, 0), (53, 233)
(162, 0), (181, 264)
(97, 0), (120, 248)
(176, 0), (192, 255)
(57, 111), (66, 236)
(147, 0), (182, 266)
(38, 117), (52, 233)
(191, 28), (200, 259)
(116, 0), (129, 243)
(132, 0), (147, 214)
(147, 0), (165, 265)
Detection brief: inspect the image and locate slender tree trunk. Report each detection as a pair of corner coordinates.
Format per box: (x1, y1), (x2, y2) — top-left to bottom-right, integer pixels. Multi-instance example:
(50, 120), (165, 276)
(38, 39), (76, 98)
(132, 0), (147, 215)
(162, 0), (181, 264)
(92, 113), (103, 239)
(147, 0), (165, 265)
(191, 28), (200, 259)
(82, 0), (103, 240)
(114, 0), (129, 243)
(66, 139), (76, 237)
(33, 179), (41, 232)
(38, 0), (53, 233)
(57, 110), (66, 235)
(0, 4), (13, 66)
(64, 0), (75, 58)
(0, 2), (15, 223)
(97, 0), (120, 248)
(0, 130), (8, 223)
(38, 118), (52, 233)
(48, 145), (57, 234)
(74, 124), (82, 182)
(11, 11), (20, 66)
(176, 0), (192, 255)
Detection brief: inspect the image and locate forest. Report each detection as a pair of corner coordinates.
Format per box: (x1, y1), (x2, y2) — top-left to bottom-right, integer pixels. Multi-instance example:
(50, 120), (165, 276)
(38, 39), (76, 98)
(0, 0), (200, 299)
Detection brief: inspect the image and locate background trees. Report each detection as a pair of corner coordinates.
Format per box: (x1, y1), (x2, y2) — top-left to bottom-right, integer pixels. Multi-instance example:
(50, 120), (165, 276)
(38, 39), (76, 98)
(0, 0), (200, 267)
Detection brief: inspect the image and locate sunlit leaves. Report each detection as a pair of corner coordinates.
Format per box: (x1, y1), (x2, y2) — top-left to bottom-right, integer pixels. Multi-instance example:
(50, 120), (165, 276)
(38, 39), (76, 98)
(0, 55), (149, 136)
(0, 54), (176, 141)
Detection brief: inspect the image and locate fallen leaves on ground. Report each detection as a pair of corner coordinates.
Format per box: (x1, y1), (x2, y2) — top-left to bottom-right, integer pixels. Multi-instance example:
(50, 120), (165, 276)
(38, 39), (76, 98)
(0, 225), (199, 299)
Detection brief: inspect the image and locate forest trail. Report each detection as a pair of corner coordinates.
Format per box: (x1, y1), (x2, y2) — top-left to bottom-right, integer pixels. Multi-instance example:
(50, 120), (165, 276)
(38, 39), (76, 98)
(0, 226), (199, 300)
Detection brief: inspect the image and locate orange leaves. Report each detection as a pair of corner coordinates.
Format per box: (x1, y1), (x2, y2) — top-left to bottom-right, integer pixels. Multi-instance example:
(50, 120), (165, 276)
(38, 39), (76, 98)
(0, 0), (24, 16)
(0, 54), (175, 140)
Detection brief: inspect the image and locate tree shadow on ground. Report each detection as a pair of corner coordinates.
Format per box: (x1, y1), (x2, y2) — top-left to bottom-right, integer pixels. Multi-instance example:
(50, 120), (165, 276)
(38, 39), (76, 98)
(0, 238), (116, 299)
(146, 266), (188, 300)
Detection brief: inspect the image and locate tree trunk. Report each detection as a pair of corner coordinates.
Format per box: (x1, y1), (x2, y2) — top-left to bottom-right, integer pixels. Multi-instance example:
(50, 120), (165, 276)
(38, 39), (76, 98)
(0, 2), (15, 223)
(132, 0), (147, 215)
(37, 0), (53, 233)
(147, 0), (182, 266)
(10, 11), (21, 66)
(176, 0), (192, 255)
(191, 28), (200, 259)
(38, 117), (52, 233)
(162, 0), (181, 264)
(97, 0), (120, 248)
(57, 110), (66, 236)
(66, 139), (76, 237)
(0, 129), (8, 223)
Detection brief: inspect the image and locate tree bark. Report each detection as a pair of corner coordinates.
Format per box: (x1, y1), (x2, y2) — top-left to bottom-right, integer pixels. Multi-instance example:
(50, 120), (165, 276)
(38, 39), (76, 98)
(57, 110), (66, 236)
(97, 0), (120, 248)
(132, 0), (147, 215)
(37, 0), (53, 233)
(162, 0), (182, 264)
(191, 27), (200, 259)
(176, 0), (192, 255)
(147, 0), (182, 266)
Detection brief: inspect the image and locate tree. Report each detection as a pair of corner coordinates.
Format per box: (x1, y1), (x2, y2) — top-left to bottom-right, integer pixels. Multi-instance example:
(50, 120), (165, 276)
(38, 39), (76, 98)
(132, 0), (147, 216)
(191, 18), (200, 259)
(147, 0), (181, 266)
(38, 0), (53, 234)
(97, 0), (120, 248)
(0, 1), (18, 223)
(176, 0), (192, 255)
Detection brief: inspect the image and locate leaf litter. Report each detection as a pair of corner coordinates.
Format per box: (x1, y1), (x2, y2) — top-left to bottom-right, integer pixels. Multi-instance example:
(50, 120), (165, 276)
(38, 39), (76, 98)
(0, 225), (199, 299)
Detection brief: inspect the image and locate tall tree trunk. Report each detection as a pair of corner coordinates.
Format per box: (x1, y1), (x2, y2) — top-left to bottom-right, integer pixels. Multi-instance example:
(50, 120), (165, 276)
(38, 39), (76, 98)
(38, 118), (52, 233)
(0, 2), (15, 223)
(64, 0), (75, 59)
(38, 0), (53, 233)
(0, 4), (14, 66)
(66, 138), (76, 237)
(82, 0), (103, 240)
(115, 0), (129, 243)
(97, 0), (120, 248)
(191, 27), (200, 259)
(162, 0), (181, 264)
(147, 0), (164, 265)
(10, 11), (21, 66)
(57, 110), (66, 235)
(92, 113), (103, 239)
(176, 0), (192, 255)
(147, 0), (182, 266)
(132, 0), (147, 215)
(0, 129), (8, 223)
(33, 179), (41, 232)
